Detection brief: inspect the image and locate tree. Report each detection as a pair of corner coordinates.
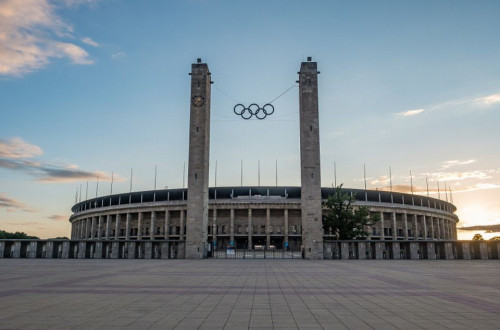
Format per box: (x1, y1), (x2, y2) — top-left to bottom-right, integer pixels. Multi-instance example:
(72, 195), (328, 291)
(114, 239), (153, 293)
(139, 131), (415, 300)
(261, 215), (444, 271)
(322, 185), (380, 240)
(0, 230), (39, 239)
(472, 233), (484, 241)
(489, 236), (500, 241)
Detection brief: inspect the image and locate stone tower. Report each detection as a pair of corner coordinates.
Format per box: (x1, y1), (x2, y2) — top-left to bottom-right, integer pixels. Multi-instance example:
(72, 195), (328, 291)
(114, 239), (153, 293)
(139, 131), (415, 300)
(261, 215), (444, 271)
(298, 58), (323, 259)
(185, 59), (211, 259)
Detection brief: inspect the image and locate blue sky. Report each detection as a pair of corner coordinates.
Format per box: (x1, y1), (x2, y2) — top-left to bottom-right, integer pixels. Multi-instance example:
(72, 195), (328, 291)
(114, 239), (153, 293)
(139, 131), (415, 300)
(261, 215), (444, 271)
(1, 0), (499, 239)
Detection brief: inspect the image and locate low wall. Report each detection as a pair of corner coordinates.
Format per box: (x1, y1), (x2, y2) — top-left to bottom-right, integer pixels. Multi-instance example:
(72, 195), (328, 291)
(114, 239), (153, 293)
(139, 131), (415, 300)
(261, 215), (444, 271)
(1, 239), (498, 260)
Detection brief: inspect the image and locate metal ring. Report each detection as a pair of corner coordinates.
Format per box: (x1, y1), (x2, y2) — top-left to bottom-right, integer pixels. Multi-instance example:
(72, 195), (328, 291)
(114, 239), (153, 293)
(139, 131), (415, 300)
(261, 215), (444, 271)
(233, 104), (245, 115)
(233, 103), (275, 120)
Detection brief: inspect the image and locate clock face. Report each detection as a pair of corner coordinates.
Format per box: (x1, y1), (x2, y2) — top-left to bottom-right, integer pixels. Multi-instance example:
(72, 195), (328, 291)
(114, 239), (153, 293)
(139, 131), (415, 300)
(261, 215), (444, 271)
(192, 95), (205, 107)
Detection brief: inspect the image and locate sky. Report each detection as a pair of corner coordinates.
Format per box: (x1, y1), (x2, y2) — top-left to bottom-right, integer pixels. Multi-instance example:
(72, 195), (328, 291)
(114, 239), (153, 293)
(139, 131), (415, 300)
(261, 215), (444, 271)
(1, 0), (499, 239)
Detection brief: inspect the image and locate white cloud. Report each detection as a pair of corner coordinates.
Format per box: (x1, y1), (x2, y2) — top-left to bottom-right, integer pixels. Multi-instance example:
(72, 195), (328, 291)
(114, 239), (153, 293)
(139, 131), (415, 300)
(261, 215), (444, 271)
(395, 109), (425, 117)
(111, 51), (126, 59)
(0, 0), (94, 77)
(440, 159), (476, 170)
(81, 37), (99, 47)
(474, 93), (500, 107)
(0, 137), (42, 159)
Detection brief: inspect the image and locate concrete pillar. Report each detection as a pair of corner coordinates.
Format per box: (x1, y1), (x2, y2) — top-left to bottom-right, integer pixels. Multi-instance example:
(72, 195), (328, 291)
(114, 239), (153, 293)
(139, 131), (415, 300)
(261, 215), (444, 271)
(478, 242), (488, 259)
(111, 242), (119, 259)
(144, 242), (153, 259)
(429, 216), (435, 239)
(212, 208), (216, 248)
(91, 217), (96, 239)
(115, 213), (122, 240)
(45, 242), (54, 259)
(427, 242), (436, 260)
(379, 212), (385, 240)
(284, 209), (289, 249)
(161, 242), (169, 259)
(375, 242), (385, 259)
(392, 242), (400, 260)
(165, 210), (170, 240)
(403, 213), (409, 240)
(128, 242), (136, 259)
(444, 242), (454, 259)
(230, 209), (235, 247)
(340, 242), (349, 260)
(436, 217), (441, 240)
(185, 59), (211, 259)
(94, 242), (102, 259)
(78, 242), (86, 259)
(298, 58), (323, 259)
(423, 215), (427, 239)
(266, 208), (271, 248)
(125, 213), (131, 240)
(409, 242), (419, 259)
(462, 242), (471, 259)
(98, 216), (103, 239)
(105, 215), (111, 239)
(80, 219), (85, 239)
(137, 212), (143, 240)
(392, 212), (397, 240)
(412, 214), (418, 240)
(150, 211), (156, 240)
(62, 241), (70, 259)
(358, 242), (366, 260)
(180, 210), (185, 241)
(0, 241), (4, 258)
(248, 208), (252, 249)
(29, 242), (38, 258)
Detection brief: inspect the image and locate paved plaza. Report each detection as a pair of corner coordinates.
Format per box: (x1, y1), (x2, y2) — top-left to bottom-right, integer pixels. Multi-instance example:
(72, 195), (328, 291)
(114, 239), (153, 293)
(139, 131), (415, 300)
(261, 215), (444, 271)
(1, 260), (499, 329)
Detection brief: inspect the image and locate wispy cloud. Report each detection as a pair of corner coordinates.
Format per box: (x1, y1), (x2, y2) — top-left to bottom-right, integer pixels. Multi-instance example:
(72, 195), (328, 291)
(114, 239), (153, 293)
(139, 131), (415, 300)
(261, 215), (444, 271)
(0, 193), (36, 212)
(48, 214), (68, 221)
(440, 159), (476, 170)
(0, 0), (96, 77)
(81, 37), (99, 47)
(431, 170), (497, 182)
(458, 224), (500, 232)
(0, 137), (42, 159)
(111, 51), (126, 59)
(474, 93), (500, 107)
(394, 109), (425, 117)
(0, 136), (123, 183)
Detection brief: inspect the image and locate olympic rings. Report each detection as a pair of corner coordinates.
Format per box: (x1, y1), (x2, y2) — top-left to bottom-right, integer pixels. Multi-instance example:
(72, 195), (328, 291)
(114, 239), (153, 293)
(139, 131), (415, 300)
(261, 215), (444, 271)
(233, 103), (275, 120)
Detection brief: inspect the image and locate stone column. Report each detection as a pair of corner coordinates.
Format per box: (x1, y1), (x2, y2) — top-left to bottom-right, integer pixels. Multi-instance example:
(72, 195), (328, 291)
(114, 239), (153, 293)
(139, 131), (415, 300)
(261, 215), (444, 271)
(248, 208), (252, 249)
(422, 215), (427, 239)
(165, 210), (170, 239)
(266, 208), (271, 248)
(436, 217), (441, 240)
(403, 213), (408, 240)
(212, 208), (216, 248)
(284, 209), (289, 248)
(105, 215), (111, 240)
(429, 216), (435, 239)
(125, 213), (131, 240)
(137, 212), (143, 240)
(185, 59), (211, 259)
(98, 216), (103, 239)
(80, 220), (85, 239)
(392, 212), (397, 240)
(115, 214), (121, 240)
(91, 217), (96, 240)
(298, 58), (323, 259)
(85, 218), (90, 239)
(380, 211), (385, 240)
(230, 209), (234, 247)
(180, 210), (185, 241)
(150, 211), (156, 240)
(413, 214), (418, 240)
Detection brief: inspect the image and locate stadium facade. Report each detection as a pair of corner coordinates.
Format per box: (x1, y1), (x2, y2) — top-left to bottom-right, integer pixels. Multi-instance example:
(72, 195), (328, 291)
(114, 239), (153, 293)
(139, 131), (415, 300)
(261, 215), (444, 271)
(3, 59), (499, 261)
(64, 58), (461, 259)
